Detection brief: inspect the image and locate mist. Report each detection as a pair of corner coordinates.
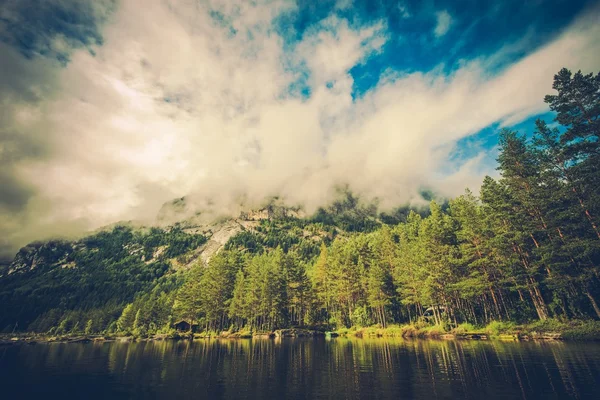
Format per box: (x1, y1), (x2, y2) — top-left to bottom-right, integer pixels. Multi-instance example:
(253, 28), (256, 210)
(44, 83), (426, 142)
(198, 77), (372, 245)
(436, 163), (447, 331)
(1, 0), (599, 261)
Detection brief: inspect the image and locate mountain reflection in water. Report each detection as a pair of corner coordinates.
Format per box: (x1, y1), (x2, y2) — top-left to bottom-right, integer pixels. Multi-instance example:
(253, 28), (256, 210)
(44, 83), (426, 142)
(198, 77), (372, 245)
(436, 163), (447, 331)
(2, 338), (600, 399)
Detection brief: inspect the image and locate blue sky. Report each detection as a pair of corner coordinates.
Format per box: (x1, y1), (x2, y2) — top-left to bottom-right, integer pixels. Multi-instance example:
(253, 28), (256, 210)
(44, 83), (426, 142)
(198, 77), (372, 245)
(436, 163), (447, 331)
(279, 0), (595, 94)
(274, 0), (597, 176)
(0, 0), (599, 258)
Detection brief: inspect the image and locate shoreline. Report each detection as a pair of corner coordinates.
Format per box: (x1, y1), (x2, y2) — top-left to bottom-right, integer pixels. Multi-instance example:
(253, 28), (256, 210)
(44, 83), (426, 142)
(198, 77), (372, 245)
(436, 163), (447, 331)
(1, 328), (596, 345)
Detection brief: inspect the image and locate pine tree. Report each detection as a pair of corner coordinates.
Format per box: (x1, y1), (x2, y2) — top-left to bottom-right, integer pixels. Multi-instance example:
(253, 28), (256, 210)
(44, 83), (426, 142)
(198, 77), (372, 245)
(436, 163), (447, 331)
(116, 303), (136, 333)
(365, 227), (397, 327)
(284, 252), (312, 326)
(545, 69), (600, 239)
(450, 190), (508, 322)
(197, 250), (245, 331)
(393, 211), (428, 320)
(173, 263), (204, 326)
(228, 270), (248, 330)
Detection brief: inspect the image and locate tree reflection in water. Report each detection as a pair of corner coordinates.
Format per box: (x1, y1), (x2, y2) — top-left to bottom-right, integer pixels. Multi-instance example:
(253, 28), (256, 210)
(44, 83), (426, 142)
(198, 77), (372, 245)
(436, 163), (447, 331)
(2, 338), (600, 399)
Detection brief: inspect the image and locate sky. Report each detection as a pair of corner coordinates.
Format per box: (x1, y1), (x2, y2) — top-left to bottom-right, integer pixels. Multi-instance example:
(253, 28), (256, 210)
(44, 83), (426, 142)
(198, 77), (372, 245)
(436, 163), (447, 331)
(1, 0), (599, 260)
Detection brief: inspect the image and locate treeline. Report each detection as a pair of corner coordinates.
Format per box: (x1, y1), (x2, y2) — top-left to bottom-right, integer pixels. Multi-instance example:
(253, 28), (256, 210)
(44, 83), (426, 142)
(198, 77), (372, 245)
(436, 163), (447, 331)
(142, 68), (599, 334)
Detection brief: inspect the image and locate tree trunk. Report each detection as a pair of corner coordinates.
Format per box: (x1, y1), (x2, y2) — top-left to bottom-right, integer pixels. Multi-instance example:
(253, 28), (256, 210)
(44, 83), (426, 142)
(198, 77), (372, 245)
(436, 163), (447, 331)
(584, 288), (600, 319)
(527, 278), (548, 320)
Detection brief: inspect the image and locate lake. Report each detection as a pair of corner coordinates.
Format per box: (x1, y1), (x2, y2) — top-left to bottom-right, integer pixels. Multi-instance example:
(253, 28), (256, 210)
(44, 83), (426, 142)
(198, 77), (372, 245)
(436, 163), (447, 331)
(1, 338), (600, 399)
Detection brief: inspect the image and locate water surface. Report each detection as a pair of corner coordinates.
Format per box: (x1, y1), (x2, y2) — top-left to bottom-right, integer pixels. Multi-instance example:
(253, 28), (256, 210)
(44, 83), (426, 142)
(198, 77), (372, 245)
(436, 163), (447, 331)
(2, 338), (599, 399)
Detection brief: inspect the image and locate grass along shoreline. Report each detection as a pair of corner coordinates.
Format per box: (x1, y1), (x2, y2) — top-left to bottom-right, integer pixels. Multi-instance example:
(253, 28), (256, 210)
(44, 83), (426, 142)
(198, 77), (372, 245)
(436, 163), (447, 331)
(3, 319), (600, 344)
(332, 319), (600, 341)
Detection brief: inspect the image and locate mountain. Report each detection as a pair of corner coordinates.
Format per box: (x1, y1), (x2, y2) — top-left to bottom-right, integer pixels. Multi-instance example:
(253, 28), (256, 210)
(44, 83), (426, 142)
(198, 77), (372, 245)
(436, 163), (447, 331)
(0, 193), (382, 333)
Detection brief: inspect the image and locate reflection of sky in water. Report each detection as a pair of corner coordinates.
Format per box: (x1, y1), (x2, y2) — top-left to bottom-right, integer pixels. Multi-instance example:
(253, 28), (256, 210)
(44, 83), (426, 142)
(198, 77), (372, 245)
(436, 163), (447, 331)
(2, 339), (600, 399)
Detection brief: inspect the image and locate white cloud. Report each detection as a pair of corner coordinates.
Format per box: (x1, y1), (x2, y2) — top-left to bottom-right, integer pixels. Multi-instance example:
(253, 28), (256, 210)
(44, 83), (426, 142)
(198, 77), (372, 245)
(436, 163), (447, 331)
(398, 4), (411, 19)
(1, 0), (600, 255)
(296, 17), (386, 87)
(434, 10), (452, 37)
(335, 0), (353, 10)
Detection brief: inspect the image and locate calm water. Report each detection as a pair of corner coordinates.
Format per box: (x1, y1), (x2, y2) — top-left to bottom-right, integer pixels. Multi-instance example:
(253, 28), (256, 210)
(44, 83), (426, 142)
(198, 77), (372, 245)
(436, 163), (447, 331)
(2, 338), (600, 399)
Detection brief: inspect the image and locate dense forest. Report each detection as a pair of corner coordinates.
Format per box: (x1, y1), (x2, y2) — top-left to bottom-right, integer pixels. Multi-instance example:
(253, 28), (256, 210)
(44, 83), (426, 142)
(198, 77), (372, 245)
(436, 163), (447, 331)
(1, 67), (599, 337)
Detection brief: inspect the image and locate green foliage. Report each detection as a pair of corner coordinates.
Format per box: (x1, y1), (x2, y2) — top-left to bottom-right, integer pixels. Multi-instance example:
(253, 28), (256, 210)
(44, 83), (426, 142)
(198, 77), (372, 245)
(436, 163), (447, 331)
(85, 319), (93, 335)
(225, 231), (265, 253)
(145, 226), (208, 259)
(311, 191), (381, 232)
(0, 225), (205, 333)
(2, 67), (600, 337)
(485, 321), (516, 336)
(518, 319), (600, 340)
(225, 220), (324, 262)
(350, 306), (372, 327)
(453, 323), (477, 334)
(116, 304), (136, 334)
(559, 321), (600, 340)
(420, 324), (447, 338)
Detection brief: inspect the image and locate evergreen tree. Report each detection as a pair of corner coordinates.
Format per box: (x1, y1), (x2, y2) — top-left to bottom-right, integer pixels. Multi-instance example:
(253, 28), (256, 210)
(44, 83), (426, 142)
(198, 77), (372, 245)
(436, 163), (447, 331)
(116, 303), (136, 333)
(284, 252), (313, 326)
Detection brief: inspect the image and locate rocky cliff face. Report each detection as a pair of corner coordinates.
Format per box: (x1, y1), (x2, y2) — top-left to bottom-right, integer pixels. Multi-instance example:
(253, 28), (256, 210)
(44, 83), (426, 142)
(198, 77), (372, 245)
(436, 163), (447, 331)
(193, 219), (244, 264)
(4, 196), (309, 272)
(239, 205), (305, 221)
(7, 240), (73, 275)
(152, 197), (308, 264)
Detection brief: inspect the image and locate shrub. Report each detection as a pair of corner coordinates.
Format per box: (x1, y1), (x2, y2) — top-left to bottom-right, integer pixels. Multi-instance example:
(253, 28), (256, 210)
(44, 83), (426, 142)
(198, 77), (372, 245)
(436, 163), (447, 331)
(384, 325), (404, 337)
(421, 324), (446, 338)
(335, 327), (352, 336)
(485, 321), (515, 336)
(453, 323), (476, 334)
(400, 324), (418, 338)
(561, 320), (600, 340)
(526, 318), (565, 333)
(524, 319), (600, 340)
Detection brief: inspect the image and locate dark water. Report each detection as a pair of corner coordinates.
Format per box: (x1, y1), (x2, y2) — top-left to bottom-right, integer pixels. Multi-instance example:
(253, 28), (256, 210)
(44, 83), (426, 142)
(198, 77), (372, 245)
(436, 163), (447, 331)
(2, 338), (600, 399)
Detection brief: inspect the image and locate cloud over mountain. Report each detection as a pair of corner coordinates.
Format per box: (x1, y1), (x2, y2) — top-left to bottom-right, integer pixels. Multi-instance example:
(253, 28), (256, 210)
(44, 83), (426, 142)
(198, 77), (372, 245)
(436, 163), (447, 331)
(0, 0), (599, 260)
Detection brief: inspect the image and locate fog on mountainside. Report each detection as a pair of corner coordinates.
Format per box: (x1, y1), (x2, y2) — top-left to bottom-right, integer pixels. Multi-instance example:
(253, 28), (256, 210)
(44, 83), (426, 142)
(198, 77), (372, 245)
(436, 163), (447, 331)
(2, 0), (599, 263)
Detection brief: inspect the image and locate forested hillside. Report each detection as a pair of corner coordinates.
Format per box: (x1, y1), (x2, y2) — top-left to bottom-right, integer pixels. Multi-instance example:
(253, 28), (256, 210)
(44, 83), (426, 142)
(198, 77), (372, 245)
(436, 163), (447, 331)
(0, 226), (207, 333)
(1, 68), (599, 337)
